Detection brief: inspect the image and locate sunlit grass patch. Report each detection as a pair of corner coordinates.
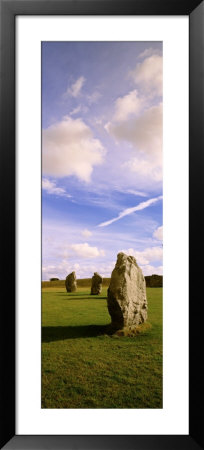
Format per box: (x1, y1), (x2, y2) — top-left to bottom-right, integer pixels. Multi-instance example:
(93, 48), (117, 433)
(42, 287), (162, 408)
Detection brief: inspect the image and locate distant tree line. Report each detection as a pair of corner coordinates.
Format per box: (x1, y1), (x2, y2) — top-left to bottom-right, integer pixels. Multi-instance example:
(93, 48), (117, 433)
(44, 274), (163, 288)
(145, 274), (163, 287)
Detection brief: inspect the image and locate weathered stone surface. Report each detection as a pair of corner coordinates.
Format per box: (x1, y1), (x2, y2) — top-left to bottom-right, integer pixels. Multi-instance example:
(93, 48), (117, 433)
(65, 271), (77, 292)
(107, 252), (147, 330)
(91, 272), (103, 295)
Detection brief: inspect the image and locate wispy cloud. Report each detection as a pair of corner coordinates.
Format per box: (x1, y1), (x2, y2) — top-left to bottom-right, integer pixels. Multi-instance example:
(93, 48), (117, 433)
(66, 76), (86, 98)
(98, 195), (162, 227)
(42, 178), (71, 198)
(87, 91), (102, 104)
(81, 229), (92, 238)
(115, 188), (148, 198)
(70, 105), (82, 116)
(70, 105), (89, 116)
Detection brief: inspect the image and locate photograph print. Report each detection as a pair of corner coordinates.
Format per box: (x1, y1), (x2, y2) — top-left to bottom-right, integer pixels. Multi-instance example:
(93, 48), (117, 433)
(42, 41), (163, 409)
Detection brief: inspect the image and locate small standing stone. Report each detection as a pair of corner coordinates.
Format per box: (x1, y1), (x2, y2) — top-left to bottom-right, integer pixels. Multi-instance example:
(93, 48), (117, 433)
(91, 272), (103, 295)
(107, 252), (147, 330)
(65, 271), (77, 292)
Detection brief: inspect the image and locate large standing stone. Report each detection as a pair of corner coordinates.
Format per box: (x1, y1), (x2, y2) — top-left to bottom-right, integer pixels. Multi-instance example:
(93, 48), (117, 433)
(91, 272), (103, 295)
(65, 271), (77, 292)
(107, 252), (147, 330)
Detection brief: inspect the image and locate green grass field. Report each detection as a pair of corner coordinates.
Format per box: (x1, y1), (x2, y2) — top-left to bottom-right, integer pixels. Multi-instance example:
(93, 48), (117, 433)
(42, 286), (162, 408)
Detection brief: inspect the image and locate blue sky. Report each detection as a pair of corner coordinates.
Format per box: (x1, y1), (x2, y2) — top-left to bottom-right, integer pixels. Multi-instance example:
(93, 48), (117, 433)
(42, 41), (163, 280)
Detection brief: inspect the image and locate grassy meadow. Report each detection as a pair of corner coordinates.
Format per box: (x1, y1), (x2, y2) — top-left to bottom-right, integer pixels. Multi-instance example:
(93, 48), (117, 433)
(42, 282), (162, 408)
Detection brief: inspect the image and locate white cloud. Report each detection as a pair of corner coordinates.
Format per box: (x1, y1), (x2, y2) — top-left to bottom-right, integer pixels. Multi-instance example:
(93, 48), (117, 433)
(113, 89), (144, 122)
(71, 242), (105, 258)
(130, 54), (163, 97)
(125, 155), (162, 183)
(42, 260), (162, 281)
(107, 103), (162, 187)
(42, 178), (71, 198)
(42, 116), (105, 182)
(141, 264), (163, 276)
(125, 246), (163, 266)
(138, 47), (161, 60)
(42, 260), (114, 281)
(42, 260), (75, 280)
(42, 220), (164, 280)
(81, 229), (92, 238)
(67, 76), (85, 97)
(153, 225), (163, 241)
(98, 195), (162, 227)
(99, 262), (115, 277)
(108, 103), (162, 159)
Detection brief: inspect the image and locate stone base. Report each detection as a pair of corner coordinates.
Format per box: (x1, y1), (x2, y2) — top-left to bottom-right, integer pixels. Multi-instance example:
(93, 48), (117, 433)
(66, 287), (77, 293)
(90, 288), (102, 295)
(107, 322), (152, 337)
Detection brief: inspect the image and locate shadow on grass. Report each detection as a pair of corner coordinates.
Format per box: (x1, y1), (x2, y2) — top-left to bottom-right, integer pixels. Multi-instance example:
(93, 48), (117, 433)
(56, 292), (107, 300)
(42, 324), (109, 342)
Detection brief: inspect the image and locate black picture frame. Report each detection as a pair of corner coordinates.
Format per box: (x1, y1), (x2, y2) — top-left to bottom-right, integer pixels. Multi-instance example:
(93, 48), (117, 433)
(0, 0), (204, 449)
